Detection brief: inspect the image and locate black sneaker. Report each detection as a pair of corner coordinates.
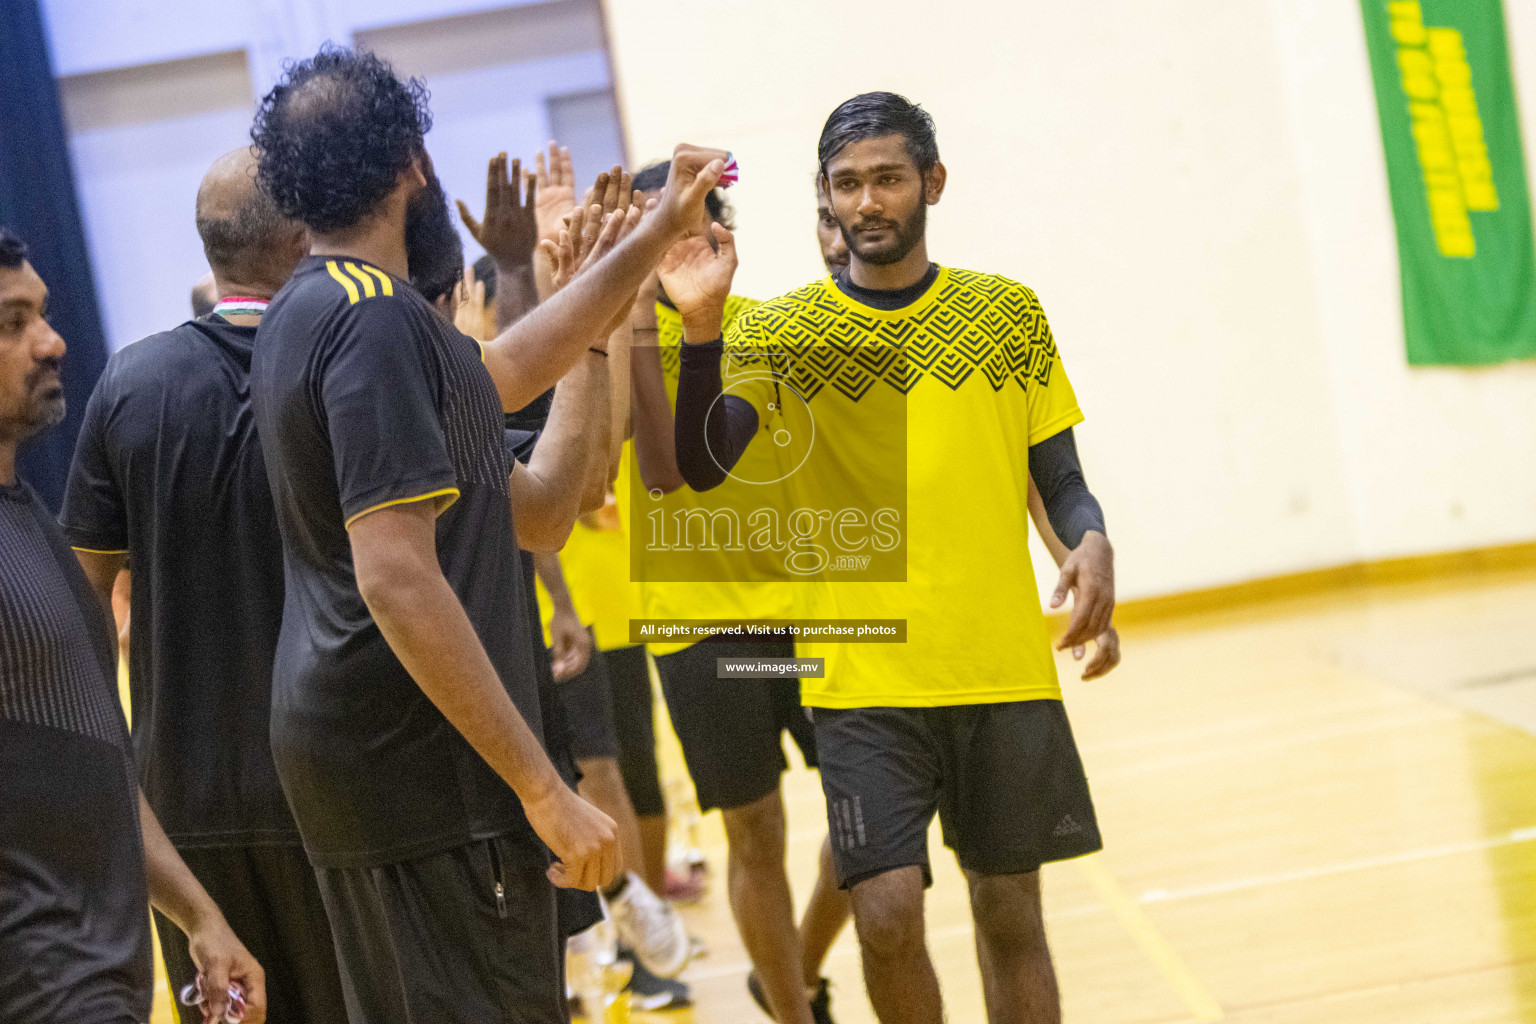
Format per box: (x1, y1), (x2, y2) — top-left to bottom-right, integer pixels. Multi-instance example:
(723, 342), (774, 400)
(747, 972), (836, 1024)
(624, 953), (692, 1011)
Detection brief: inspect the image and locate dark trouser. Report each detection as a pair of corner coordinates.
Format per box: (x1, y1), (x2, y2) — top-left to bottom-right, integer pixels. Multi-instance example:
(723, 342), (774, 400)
(313, 832), (566, 1024)
(547, 634), (620, 762)
(812, 700), (1102, 888)
(155, 843), (346, 1024)
(603, 645), (666, 818)
(653, 639), (816, 812)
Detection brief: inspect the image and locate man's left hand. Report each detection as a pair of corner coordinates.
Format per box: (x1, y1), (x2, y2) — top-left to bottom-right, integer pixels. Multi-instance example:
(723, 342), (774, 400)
(1052, 531), (1114, 653)
(1074, 624), (1121, 681)
(186, 914), (266, 1024)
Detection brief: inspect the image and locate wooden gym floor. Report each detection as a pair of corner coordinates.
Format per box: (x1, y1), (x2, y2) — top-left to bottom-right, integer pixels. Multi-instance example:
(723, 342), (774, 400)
(146, 564), (1536, 1022)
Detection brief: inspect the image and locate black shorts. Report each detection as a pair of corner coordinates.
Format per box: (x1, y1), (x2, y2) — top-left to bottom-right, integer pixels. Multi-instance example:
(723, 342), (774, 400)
(155, 844), (346, 1024)
(653, 638), (816, 812)
(314, 833), (565, 1023)
(813, 700), (1101, 888)
(604, 645), (665, 818)
(548, 631), (619, 762)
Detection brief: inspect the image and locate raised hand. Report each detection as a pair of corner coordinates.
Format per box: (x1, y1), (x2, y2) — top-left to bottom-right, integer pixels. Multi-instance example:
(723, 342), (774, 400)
(451, 266), (488, 339)
(538, 200), (645, 297)
(533, 142), (577, 244)
(654, 144), (728, 239)
(457, 152), (538, 270)
(583, 165), (633, 221)
(656, 221), (737, 342)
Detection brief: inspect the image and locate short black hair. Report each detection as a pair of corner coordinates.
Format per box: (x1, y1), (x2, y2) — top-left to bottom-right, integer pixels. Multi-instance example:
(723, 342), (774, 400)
(817, 92), (938, 176)
(0, 226), (26, 269)
(632, 160), (733, 229)
(251, 46), (432, 234)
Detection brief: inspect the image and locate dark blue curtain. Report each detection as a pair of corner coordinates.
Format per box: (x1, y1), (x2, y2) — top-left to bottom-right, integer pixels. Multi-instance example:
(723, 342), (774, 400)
(0, 0), (109, 511)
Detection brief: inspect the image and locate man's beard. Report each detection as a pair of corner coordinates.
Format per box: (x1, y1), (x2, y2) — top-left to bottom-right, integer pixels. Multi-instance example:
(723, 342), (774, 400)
(840, 201), (926, 267)
(7, 362), (66, 442)
(405, 170), (463, 305)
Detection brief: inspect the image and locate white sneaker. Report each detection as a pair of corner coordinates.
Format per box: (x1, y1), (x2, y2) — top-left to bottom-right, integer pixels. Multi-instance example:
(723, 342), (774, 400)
(606, 873), (691, 978)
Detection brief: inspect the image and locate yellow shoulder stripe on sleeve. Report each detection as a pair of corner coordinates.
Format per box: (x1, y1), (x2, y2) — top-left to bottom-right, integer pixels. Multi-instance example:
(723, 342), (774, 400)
(344, 487), (460, 530)
(361, 265), (394, 296)
(71, 545), (129, 555)
(343, 262), (377, 299)
(326, 260), (360, 304)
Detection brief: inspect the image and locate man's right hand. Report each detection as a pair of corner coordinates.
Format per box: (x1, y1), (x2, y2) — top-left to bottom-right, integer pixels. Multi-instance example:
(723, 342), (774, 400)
(656, 223), (737, 343)
(533, 142), (578, 244)
(524, 784), (619, 891)
(654, 144), (728, 241)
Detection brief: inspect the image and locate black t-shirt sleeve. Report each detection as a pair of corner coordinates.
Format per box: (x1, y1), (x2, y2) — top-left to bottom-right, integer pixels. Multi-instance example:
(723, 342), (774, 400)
(319, 298), (459, 526)
(58, 373), (128, 553)
(503, 427), (541, 466)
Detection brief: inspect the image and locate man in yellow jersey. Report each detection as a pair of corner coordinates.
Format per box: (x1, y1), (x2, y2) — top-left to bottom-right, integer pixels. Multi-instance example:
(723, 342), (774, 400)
(660, 93), (1116, 1024)
(627, 161), (844, 1024)
(815, 178), (851, 275)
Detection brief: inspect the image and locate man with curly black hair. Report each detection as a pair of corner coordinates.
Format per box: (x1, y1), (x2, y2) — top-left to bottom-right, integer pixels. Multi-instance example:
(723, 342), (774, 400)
(248, 46), (728, 1022)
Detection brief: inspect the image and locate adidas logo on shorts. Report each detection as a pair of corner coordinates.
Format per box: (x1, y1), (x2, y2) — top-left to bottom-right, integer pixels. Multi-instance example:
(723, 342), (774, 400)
(1052, 814), (1083, 837)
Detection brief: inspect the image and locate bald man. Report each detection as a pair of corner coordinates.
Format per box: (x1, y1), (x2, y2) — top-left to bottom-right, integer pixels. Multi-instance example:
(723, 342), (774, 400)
(61, 148), (348, 1022)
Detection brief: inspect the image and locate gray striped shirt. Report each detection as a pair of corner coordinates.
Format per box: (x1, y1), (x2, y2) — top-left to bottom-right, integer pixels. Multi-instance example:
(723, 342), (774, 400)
(0, 481), (126, 748)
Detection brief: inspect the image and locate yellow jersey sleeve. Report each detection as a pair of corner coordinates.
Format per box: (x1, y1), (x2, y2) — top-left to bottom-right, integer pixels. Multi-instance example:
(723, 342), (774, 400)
(1019, 287), (1084, 443)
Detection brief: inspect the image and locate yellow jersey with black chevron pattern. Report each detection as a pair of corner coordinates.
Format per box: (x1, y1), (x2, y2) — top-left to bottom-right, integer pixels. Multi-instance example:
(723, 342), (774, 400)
(638, 296), (802, 655)
(724, 267), (1083, 708)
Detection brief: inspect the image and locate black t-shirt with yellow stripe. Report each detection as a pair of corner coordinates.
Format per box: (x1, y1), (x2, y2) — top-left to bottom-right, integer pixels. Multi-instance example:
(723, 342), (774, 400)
(252, 255), (541, 868)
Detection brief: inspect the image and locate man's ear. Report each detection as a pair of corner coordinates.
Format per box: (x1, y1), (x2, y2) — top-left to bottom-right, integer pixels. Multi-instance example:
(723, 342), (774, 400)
(405, 152), (429, 190)
(924, 161), (947, 205)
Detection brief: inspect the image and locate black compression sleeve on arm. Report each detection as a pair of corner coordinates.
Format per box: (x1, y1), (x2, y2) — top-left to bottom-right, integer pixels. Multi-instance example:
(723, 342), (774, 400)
(1027, 427), (1106, 550)
(675, 339), (759, 491)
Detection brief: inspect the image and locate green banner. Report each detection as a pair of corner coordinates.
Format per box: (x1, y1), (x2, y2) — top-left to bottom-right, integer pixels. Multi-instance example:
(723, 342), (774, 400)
(1359, 0), (1536, 365)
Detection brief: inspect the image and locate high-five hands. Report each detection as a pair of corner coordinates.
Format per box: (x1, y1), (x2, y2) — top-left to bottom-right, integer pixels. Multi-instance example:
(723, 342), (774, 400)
(654, 145), (729, 241)
(536, 165), (644, 305)
(457, 153), (538, 270)
(533, 142), (578, 244)
(656, 222), (737, 343)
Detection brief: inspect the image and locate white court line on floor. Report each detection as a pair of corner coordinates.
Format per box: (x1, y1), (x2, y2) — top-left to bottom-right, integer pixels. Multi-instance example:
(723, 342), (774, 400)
(1139, 826), (1536, 904)
(1094, 707), (1458, 781)
(680, 828), (1536, 995)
